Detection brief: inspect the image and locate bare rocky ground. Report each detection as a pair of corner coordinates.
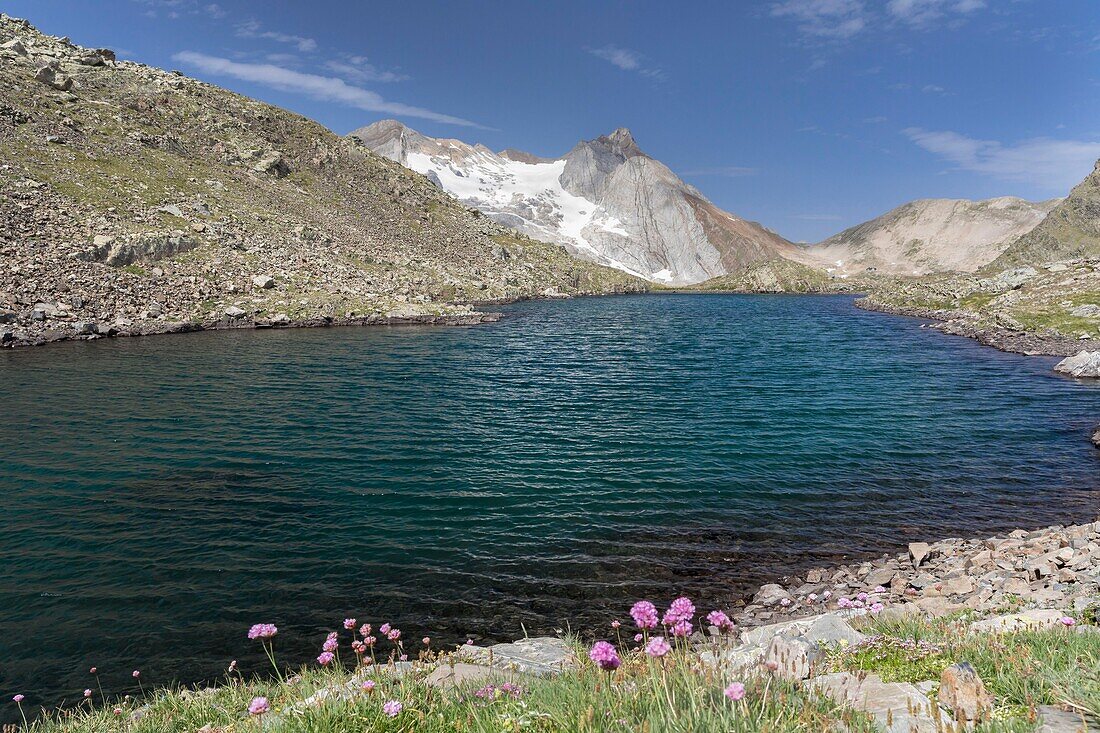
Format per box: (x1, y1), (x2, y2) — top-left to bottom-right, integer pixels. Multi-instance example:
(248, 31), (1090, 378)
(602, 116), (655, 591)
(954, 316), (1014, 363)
(0, 15), (643, 349)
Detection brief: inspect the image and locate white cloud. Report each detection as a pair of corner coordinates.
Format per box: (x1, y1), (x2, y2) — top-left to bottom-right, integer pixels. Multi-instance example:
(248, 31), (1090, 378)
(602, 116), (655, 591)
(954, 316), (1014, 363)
(772, 0), (987, 41)
(236, 20), (317, 53)
(921, 84), (946, 93)
(770, 0), (868, 39)
(324, 56), (409, 84)
(588, 45), (666, 79)
(172, 52), (488, 128)
(887, 0), (985, 25)
(904, 127), (1100, 191)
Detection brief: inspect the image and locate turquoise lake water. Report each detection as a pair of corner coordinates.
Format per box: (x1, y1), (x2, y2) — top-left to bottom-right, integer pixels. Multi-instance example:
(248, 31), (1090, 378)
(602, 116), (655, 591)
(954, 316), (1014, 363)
(1, 294), (1098, 712)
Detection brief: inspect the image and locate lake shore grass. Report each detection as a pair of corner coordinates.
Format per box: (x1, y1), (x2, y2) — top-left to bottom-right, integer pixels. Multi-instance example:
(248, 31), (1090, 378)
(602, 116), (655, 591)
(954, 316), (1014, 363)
(14, 605), (1097, 733)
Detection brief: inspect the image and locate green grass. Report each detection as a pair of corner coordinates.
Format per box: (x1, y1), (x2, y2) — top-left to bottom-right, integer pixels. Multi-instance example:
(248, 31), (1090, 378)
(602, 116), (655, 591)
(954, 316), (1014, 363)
(23, 638), (879, 733)
(22, 614), (1100, 733)
(828, 613), (1100, 726)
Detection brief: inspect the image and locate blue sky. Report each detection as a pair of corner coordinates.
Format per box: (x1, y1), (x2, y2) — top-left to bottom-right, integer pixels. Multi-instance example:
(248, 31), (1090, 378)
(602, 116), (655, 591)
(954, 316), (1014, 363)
(8, 0), (1100, 241)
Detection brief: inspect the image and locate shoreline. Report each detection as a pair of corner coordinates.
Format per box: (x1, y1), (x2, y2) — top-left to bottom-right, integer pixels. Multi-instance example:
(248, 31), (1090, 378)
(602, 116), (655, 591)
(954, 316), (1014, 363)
(5, 287), (1096, 359)
(853, 297), (1100, 357)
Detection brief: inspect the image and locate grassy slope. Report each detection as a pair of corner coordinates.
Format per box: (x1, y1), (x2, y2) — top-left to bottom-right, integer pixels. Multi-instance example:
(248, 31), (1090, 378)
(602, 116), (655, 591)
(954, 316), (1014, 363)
(0, 14), (643, 337)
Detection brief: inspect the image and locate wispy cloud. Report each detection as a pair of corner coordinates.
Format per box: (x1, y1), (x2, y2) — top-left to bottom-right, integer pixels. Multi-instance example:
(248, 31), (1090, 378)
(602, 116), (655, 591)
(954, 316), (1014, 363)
(904, 127), (1100, 190)
(236, 19), (317, 53)
(770, 0), (868, 39)
(324, 56), (409, 84)
(133, 0), (227, 20)
(887, 0), (985, 26)
(587, 45), (666, 80)
(681, 166), (758, 177)
(172, 52), (488, 128)
(771, 0), (987, 42)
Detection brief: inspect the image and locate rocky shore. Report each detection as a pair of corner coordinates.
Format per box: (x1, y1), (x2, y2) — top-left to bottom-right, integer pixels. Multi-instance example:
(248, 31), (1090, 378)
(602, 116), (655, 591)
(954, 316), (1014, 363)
(728, 520), (1099, 631)
(854, 298), (1100, 357)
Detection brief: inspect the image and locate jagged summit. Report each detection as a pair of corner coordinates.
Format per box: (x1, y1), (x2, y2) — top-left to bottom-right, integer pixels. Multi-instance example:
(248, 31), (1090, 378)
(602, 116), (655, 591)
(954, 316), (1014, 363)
(350, 122), (794, 284)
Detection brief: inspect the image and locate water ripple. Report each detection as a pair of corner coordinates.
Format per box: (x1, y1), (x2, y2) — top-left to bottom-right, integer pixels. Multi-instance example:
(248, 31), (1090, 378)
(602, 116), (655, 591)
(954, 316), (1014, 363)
(0, 294), (1098, 713)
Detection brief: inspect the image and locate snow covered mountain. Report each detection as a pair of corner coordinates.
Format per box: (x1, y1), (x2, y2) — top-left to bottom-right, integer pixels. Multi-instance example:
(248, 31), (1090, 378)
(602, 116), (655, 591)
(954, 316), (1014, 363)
(804, 197), (1059, 276)
(349, 120), (796, 285)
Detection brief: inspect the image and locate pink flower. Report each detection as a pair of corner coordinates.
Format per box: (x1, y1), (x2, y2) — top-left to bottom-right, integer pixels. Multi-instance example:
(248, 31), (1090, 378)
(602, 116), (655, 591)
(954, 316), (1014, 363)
(611, 620), (621, 629)
(248, 623), (278, 640)
(352, 641), (366, 654)
(399, 654), (408, 661)
(383, 700), (403, 717)
(588, 641), (621, 671)
(379, 623), (391, 635)
(422, 637), (431, 645)
(387, 629), (401, 641)
(837, 597), (852, 608)
(780, 598), (791, 607)
(823, 591), (832, 599)
(857, 592), (868, 602)
(113, 707), (122, 715)
(343, 618), (356, 630)
(808, 593), (818, 602)
(228, 660), (238, 672)
(362, 680), (376, 692)
(466, 639), (474, 645)
(84, 689), (92, 698)
(630, 601), (659, 630)
(248, 697), (270, 716)
(853, 600), (865, 608)
(89, 667), (97, 674)
(662, 597), (696, 625)
(359, 623), (372, 637)
(874, 586), (886, 594)
(633, 633), (644, 642)
(645, 636), (671, 657)
(323, 638), (338, 653)
(12, 695), (24, 703)
(724, 682), (746, 701)
(317, 652), (335, 666)
(363, 635), (377, 647)
(1060, 617), (1076, 626)
(671, 620), (693, 637)
(706, 610), (734, 631)
(132, 670), (140, 678)
(870, 602), (885, 614)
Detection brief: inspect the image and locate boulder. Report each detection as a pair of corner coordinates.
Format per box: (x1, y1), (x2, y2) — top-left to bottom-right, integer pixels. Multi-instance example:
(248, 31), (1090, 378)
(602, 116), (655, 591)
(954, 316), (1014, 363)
(764, 635), (821, 680)
(1, 37), (27, 55)
(224, 306), (247, 319)
(753, 584), (792, 607)
(1092, 426), (1099, 449)
(34, 64), (73, 91)
(938, 662), (993, 723)
(271, 313), (291, 325)
(253, 275), (275, 289)
(908, 542), (932, 569)
(1054, 351), (1100, 378)
(968, 609), (1066, 634)
(253, 152), (290, 177)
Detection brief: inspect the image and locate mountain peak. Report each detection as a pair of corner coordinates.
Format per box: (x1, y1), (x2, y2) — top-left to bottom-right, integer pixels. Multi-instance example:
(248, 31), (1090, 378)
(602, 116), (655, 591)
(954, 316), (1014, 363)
(599, 127), (643, 158)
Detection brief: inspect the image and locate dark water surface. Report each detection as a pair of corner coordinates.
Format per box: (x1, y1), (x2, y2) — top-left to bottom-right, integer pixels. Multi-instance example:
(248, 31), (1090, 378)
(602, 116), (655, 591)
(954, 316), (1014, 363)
(2, 294), (1098, 713)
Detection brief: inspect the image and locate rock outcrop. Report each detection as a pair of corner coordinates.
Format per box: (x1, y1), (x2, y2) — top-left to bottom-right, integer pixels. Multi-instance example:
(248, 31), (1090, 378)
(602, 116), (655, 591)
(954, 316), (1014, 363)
(350, 120), (798, 285)
(1054, 351), (1100, 378)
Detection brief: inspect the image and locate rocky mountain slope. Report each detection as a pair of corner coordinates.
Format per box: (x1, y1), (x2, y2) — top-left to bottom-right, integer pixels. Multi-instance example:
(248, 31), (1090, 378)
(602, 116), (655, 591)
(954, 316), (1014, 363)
(350, 120), (798, 285)
(804, 197), (1058, 276)
(0, 15), (642, 348)
(993, 159), (1100, 268)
